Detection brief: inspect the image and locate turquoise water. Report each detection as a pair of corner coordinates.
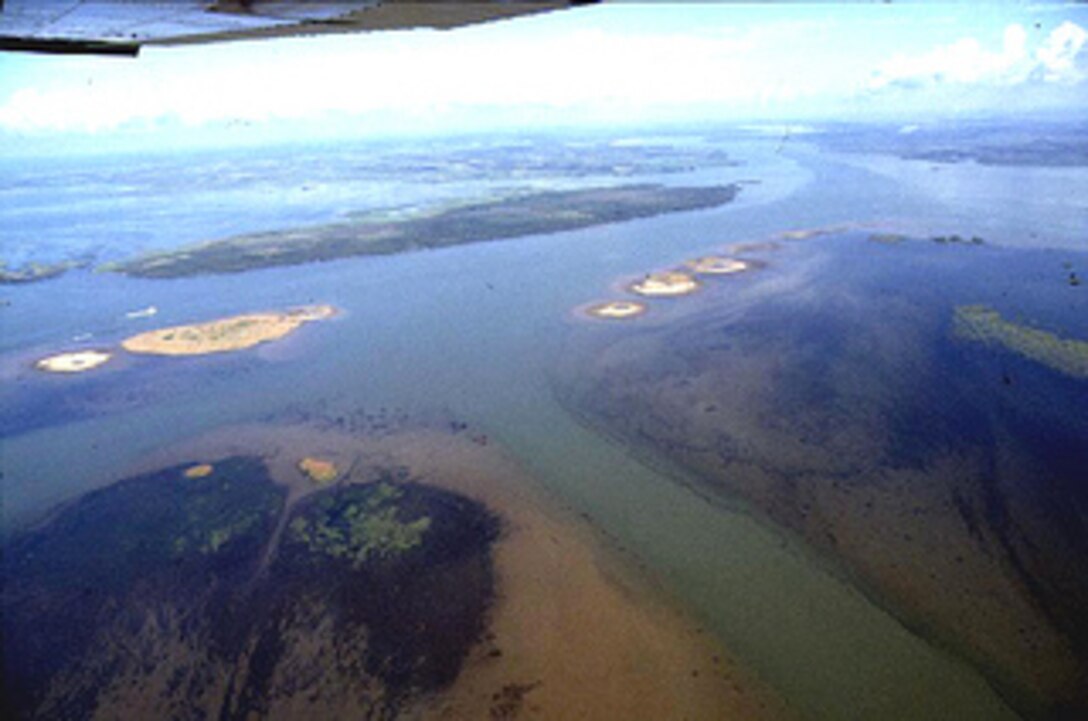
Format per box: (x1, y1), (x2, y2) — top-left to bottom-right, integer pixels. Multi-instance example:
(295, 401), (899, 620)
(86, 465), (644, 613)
(3, 131), (1085, 719)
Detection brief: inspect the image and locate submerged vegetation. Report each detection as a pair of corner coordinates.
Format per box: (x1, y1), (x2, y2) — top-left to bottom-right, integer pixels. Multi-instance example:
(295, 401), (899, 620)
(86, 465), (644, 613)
(953, 304), (1088, 379)
(2, 456), (500, 719)
(559, 234), (1088, 716)
(288, 482), (432, 564)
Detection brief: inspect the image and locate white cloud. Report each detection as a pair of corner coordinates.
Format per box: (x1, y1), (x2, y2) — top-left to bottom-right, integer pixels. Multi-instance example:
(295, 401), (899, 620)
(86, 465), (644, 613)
(1, 10), (1083, 136)
(868, 21), (1087, 91)
(0, 18), (842, 135)
(1035, 21), (1088, 83)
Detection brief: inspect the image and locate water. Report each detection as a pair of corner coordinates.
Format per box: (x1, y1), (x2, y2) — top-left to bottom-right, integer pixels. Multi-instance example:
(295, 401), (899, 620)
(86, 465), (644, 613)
(2, 129), (1085, 719)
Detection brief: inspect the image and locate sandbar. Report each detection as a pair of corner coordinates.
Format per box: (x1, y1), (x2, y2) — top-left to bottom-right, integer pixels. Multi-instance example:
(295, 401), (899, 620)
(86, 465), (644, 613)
(298, 456), (339, 484)
(583, 300), (648, 320)
(35, 349), (112, 373)
(686, 256), (750, 275)
(183, 463), (214, 478)
(628, 271), (701, 297)
(121, 304), (335, 356)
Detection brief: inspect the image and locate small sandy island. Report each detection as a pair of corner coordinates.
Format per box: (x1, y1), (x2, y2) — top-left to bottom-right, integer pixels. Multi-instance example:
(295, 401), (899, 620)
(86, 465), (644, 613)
(686, 256), (750, 275)
(298, 456), (339, 484)
(182, 463), (214, 479)
(121, 305), (335, 356)
(628, 271), (701, 297)
(35, 349), (113, 373)
(583, 300), (648, 320)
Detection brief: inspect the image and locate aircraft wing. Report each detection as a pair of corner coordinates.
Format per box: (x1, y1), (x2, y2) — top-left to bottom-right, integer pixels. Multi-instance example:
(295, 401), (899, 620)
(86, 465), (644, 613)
(0, 1), (594, 57)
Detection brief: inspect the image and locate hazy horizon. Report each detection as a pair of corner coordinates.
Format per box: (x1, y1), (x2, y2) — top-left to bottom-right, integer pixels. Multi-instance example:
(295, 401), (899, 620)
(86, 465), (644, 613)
(1, 3), (1086, 157)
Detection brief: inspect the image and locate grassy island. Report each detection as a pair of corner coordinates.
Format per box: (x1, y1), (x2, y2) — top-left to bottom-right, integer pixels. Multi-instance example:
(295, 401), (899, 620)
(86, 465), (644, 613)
(102, 184), (740, 278)
(0, 258), (87, 284)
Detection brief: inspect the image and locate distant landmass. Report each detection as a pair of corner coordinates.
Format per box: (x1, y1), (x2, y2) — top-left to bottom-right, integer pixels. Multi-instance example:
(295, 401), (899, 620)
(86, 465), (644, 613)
(0, 258), (89, 285)
(903, 139), (1088, 167)
(817, 121), (1088, 167)
(102, 183), (740, 278)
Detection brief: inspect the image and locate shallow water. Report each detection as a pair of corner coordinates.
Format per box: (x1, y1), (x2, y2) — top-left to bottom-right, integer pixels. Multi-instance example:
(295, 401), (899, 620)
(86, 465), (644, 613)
(3, 130), (1086, 719)
(555, 229), (1088, 713)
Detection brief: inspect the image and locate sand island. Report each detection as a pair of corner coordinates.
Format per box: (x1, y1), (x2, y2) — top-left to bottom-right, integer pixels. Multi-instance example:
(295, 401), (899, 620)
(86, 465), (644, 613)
(298, 456), (339, 484)
(35, 349), (112, 373)
(183, 463), (214, 478)
(686, 255), (750, 275)
(121, 304), (335, 356)
(101, 184), (741, 279)
(583, 300), (648, 320)
(628, 271), (701, 297)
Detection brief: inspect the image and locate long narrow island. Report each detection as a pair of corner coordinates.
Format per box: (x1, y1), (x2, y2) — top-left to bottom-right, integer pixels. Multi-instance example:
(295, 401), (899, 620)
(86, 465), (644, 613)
(102, 183), (740, 278)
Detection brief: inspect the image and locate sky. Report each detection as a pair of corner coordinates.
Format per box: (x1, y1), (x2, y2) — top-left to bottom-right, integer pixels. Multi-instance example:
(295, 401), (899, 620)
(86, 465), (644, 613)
(0, 2), (1085, 153)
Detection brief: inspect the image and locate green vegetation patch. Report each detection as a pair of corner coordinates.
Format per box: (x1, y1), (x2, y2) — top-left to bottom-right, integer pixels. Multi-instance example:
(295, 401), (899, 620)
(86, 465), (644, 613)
(288, 482), (432, 566)
(167, 459), (286, 557)
(953, 304), (1088, 379)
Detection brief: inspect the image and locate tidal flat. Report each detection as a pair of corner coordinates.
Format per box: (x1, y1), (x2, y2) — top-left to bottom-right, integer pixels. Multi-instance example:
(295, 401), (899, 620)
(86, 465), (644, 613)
(554, 231), (1088, 719)
(0, 418), (789, 721)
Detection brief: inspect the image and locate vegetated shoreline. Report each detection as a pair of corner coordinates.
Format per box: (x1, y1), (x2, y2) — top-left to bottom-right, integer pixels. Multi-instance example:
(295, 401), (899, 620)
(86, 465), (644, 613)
(102, 183), (740, 279)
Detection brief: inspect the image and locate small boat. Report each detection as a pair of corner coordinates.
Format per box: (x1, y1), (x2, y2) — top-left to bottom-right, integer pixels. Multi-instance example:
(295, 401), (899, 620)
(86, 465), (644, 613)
(125, 305), (158, 319)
